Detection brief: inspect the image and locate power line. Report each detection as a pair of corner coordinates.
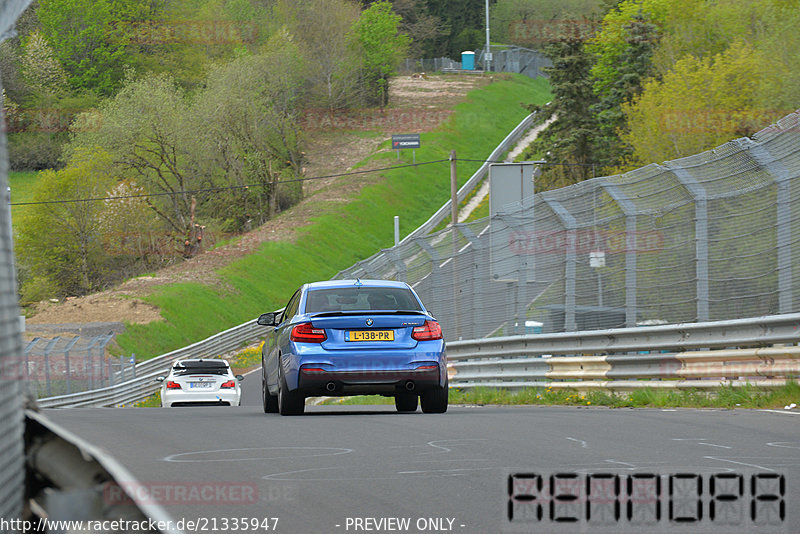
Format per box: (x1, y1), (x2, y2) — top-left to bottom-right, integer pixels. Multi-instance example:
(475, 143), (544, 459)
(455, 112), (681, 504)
(10, 158), (451, 207)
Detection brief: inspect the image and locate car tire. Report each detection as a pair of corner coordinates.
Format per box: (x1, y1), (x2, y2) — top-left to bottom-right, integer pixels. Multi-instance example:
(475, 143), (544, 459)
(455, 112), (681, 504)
(262, 370), (279, 413)
(420, 379), (448, 414)
(278, 369), (305, 415)
(395, 392), (418, 412)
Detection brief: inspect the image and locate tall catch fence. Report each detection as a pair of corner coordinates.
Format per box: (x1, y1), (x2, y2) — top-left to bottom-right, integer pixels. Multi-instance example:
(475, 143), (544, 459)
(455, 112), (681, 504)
(0, 0), (32, 522)
(20, 334), (130, 398)
(400, 46), (552, 79)
(336, 111), (800, 342)
(476, 46), (552, 78)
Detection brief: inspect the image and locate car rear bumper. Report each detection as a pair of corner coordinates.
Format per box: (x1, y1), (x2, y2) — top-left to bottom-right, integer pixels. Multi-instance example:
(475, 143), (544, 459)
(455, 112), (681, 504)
(297, 366), (441, 396)
(162, 389), (240, 407)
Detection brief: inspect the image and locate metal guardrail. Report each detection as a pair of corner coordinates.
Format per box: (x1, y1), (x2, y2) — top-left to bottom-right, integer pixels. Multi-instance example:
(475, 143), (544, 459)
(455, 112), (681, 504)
(39, 312), (800, 407)
(448, 313), (800, 390)
(25, 410), (182, 533)
(38, 319), (265, 408)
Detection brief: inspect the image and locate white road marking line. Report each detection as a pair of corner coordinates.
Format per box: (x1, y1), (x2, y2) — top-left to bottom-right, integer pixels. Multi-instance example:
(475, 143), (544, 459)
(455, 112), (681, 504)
(767, 442), (800, 449)
(566, 437), (588, 448)
(162, 446), (352, 462)
(604, 460), (636, 468)
(760, 409), (800, 415)
(704, 456), (774, 472)
(699, 442), (733, 449)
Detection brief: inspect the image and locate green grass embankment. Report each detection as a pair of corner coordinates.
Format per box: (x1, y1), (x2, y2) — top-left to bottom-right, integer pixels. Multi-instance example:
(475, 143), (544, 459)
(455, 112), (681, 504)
(323, 382), (800, 409)
(9, 171), (40, 232)
(117, 74), (552, 359)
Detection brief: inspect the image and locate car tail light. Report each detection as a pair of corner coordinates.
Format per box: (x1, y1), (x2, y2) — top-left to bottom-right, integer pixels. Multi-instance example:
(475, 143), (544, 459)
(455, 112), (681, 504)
(221, 380), (236, 389)
(412, 320), (442, 341)
(166, 380), (181, 389)
(291, 322), (327, 343)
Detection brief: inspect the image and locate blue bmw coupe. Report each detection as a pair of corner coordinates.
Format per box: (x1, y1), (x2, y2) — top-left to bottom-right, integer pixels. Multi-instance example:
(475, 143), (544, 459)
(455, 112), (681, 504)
(257, 279), (448, 415)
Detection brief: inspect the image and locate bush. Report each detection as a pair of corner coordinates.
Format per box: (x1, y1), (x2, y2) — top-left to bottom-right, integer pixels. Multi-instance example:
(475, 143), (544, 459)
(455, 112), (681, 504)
(8, 132), (65, 170)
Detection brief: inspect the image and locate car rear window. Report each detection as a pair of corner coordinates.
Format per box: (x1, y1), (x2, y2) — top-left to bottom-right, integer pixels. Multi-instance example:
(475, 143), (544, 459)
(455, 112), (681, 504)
(173, 360), (230, 376)
(305, 287), (423, 313)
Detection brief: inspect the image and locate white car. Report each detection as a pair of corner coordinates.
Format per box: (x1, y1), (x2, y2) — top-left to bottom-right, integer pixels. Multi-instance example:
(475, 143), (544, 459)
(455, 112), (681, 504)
(157, 359), (244, 407)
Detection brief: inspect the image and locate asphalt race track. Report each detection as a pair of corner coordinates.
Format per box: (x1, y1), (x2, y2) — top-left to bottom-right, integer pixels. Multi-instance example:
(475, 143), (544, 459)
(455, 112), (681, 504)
(42, 375), (799, 534)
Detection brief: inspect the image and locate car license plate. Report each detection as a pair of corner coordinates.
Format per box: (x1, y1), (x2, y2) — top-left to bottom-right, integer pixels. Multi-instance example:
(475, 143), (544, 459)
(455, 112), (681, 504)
(348, 330), (394, 342)
(189, 382), (212, 389)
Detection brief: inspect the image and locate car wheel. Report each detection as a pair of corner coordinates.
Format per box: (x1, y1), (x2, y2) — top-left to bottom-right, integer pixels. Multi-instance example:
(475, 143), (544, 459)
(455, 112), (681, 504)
(420, 379), (448, 414)
(278, 369), (304, 415)
(262, 370), (278, 413)
(395, 392), (418, 412)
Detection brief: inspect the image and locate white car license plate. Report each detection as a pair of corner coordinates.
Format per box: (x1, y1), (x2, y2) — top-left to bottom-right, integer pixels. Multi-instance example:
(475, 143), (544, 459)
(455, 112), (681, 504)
(189, 382), (213, 389)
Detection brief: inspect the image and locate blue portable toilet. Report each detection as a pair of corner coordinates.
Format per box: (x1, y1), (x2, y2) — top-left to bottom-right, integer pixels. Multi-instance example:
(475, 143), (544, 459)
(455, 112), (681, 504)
(461, 51), (475, 71)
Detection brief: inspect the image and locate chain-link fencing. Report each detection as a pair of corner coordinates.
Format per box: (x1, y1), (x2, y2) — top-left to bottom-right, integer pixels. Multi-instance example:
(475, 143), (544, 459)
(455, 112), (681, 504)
(336, 111), (800, 342)
(19, 334), (136, 398)
(0, 0), (32, 522)
(476, 46), (552, 78)
(400, 46), (552, 79)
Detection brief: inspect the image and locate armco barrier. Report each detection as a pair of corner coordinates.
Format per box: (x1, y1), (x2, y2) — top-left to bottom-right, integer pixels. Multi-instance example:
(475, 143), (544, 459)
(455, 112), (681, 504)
(448, 314), (800, 391)
(38, 318), (266, 408)
(38, 312), (800, 407)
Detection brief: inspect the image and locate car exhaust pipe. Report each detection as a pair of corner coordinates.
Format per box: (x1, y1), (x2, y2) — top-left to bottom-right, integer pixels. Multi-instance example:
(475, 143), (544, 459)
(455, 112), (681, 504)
(405, 381), (416, 391)
(325, 381), (337, 392)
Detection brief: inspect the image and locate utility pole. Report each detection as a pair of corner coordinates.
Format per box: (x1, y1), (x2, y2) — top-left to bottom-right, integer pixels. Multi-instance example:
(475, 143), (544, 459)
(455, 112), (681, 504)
(485, 0), (491, 72)
(450, 150), (460, 339)
(450, 150), (458, 225)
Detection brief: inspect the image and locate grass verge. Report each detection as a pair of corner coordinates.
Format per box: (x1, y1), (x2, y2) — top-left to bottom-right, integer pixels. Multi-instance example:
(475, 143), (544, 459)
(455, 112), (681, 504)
(116, 74), (552, 359)
(320, 381), (800, 409)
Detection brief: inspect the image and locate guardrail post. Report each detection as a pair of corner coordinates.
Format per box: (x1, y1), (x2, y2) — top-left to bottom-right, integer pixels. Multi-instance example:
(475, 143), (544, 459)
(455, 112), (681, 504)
(386, 248), (407, 283)
(42, 337), (60, 397)
(84, 335), (103, 390)
(737, 138), (793, 313)
(63, 336), (79, 394)
(543, 196), (577, 331)
(416, 237), (447, 336)
(666, 164), (709, 321)
(600, 180), (639, 327)
(457, 224), (487, 339)
(23, 338), (39, 396)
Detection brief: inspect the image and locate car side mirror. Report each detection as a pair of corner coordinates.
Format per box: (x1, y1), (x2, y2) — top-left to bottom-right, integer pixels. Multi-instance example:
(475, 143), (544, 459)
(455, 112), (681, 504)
(236, 375), (244, 381)
(156, 376), (165, 382)
(257, 312), (278, 326)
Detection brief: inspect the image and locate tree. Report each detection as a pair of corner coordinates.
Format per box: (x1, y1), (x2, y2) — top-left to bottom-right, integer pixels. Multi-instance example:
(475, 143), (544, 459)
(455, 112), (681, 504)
(392, 0), (443, 58)
(16, 148), (117, 299)
(274, 0), (363, 112)
(588, 9), (658, 170)
(423, 0), (492, 57)
(70, 72), (207, 234)
(196, 29), (306, 228)
(20, 30), (69, 96)
(621, 40), (768, 166)
(523, 30), (599, 188)
(37, 0), (127, 94)
(492, 0), (605, 46)
(351, 1), (410, 107)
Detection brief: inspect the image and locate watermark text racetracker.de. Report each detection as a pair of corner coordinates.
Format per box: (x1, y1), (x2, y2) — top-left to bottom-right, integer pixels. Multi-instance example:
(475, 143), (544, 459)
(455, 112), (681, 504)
(508, 229), (664, 255)
(104, 481), (260, 506)
(0, 517), (279, 532)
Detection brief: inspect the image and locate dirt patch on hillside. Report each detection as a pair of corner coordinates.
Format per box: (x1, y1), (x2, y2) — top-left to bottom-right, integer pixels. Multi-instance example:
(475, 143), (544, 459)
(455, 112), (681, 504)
(24, 74), (490, 328)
